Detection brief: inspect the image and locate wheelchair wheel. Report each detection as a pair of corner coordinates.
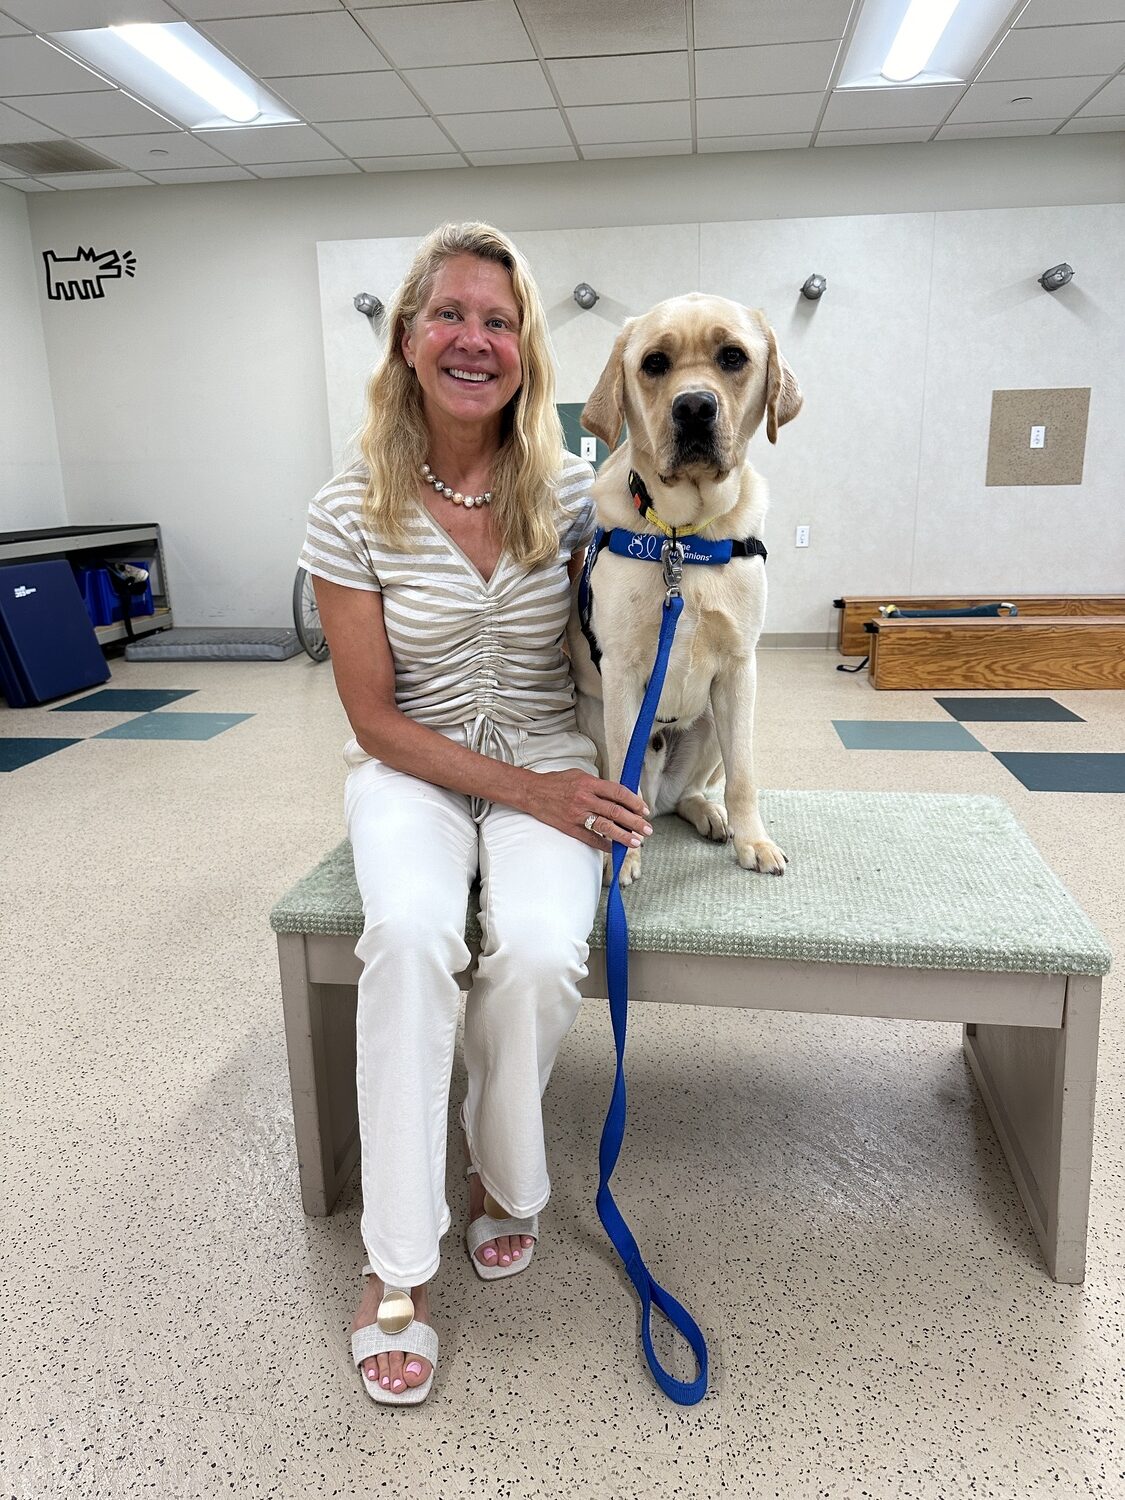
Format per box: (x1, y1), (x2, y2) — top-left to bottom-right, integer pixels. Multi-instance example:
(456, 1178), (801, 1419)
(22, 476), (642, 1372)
(292, 566), (330, 661)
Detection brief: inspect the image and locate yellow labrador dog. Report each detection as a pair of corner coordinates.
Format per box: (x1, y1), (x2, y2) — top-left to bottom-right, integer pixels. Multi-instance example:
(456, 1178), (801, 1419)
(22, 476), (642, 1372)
(568, 293), (802, 886)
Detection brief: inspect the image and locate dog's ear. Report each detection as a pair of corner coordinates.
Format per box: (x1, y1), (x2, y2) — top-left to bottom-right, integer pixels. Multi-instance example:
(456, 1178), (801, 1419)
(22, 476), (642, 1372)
(763, 324), (802, 444)
(581, 322), (631, 450)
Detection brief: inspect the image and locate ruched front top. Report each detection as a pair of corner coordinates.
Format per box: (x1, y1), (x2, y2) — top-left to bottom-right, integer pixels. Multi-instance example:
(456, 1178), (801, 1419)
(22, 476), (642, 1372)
(299, 456), (597, 799)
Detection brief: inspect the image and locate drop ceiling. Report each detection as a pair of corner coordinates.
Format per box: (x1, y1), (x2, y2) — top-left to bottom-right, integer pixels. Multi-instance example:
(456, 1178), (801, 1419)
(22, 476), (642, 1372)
(0, 0), (1122, 192)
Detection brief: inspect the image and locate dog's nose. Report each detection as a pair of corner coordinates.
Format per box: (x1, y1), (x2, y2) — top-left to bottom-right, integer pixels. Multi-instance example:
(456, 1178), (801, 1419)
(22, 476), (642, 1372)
(672, 390), (718, 426)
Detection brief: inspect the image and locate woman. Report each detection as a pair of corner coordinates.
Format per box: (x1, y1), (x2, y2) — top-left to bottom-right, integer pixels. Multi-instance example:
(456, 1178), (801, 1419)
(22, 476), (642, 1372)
(300, 222), (651, 1406)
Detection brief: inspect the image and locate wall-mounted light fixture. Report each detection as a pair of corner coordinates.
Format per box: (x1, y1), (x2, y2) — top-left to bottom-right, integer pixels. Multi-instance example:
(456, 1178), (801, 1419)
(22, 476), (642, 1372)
(354, 292), (384, 319)
(573, 282), (599, 310)
(800, 274), (827, 300)
(1038, 263), (1074, 292)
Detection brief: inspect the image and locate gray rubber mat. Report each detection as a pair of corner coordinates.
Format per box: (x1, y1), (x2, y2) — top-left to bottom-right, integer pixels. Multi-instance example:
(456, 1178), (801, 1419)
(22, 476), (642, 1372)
(124, 627), (302, 661)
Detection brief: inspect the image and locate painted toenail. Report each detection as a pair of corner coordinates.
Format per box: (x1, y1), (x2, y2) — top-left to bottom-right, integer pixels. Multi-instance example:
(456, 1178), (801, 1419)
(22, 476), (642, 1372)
(381, 1376), (390, 1387)
(500, 1254), (511, 1264)
(405, 1362), (423, 1376)
(482, 1247), (497, 1261)
(392, 1379), (404, 1391)
(513, 1249), (521, 1258)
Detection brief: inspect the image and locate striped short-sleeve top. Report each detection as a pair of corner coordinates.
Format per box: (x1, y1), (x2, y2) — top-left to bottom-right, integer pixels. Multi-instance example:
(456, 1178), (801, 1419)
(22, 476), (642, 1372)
(299, 453), (597, 753)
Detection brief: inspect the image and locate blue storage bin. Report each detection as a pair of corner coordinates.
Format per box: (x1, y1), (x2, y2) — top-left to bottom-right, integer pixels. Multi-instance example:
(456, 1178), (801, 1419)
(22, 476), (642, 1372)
(74, 561), (154, 628)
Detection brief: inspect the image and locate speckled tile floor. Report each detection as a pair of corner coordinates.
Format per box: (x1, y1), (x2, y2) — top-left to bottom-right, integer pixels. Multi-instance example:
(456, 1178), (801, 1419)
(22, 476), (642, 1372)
(1, 652), (1122, 1499)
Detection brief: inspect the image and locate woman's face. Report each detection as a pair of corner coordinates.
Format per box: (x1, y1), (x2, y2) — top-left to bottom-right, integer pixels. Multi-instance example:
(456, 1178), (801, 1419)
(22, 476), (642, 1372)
(402, 253), (523, 438)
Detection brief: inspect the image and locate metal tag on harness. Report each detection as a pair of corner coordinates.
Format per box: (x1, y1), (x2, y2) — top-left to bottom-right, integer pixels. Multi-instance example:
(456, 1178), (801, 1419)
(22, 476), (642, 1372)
(661, 539), (685, 596)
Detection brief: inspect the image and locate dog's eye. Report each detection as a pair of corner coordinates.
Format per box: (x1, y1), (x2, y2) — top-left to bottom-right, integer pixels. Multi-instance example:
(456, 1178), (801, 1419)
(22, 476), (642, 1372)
(717, 345), (748, 371)
(641, 351), (670, 377)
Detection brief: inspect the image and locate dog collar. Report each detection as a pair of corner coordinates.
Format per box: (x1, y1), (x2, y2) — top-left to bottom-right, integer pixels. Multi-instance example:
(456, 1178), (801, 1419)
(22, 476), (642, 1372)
(628, 468), (723, 538)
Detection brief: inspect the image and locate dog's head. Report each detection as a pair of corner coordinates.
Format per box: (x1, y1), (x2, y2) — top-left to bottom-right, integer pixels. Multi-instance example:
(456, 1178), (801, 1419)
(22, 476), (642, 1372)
(581, 294), (801, 481)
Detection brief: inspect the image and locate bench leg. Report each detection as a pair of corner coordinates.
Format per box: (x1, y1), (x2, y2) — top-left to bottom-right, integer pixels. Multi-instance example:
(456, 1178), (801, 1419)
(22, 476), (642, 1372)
(277, 933), (360, 1217)
(963, 974), (1101, 1283)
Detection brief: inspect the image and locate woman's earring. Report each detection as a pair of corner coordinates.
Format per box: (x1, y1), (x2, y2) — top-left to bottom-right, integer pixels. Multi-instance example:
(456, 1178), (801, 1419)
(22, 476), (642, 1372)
(406, 360), (414, 369)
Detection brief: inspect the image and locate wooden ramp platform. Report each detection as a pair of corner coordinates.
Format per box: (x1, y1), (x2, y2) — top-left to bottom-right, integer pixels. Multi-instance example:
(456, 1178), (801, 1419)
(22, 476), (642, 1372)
(867, 615), (1125, 690)
(834, 594), (1125, 658)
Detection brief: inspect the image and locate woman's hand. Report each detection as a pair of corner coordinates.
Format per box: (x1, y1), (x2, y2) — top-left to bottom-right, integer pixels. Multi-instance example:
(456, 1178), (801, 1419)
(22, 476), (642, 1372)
(531, 769), (653, 850)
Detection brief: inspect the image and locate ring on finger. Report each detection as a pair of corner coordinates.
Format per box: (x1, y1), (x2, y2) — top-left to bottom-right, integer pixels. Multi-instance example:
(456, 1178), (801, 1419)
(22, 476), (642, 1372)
(583, 812), (599, 832)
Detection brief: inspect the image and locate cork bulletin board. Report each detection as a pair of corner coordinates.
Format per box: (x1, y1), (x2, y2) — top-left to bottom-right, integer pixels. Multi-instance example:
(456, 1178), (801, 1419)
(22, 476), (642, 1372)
(985, 387), (1091, 486)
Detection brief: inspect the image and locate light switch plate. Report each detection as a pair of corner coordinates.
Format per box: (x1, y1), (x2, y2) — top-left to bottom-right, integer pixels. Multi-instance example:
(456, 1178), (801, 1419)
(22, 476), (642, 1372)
(580, 436), (596, 462)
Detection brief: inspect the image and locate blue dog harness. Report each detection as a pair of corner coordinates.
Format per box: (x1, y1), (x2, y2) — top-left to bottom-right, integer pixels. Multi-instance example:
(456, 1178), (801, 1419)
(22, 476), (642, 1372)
(589, 469), (766, 1406)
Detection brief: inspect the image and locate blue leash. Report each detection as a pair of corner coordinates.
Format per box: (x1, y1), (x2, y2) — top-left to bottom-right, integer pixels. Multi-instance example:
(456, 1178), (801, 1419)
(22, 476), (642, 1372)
(595, 544), (709, 1406)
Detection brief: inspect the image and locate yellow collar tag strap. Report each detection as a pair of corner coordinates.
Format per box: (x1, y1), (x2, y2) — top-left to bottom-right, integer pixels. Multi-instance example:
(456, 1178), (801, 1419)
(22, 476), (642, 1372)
(627, 469), (720, 537)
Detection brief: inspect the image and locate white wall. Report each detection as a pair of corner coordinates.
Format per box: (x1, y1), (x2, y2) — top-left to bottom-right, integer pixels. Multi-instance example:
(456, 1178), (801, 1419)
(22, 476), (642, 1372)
(0, 183), (65, 532)
(23, 132), (1125, 629)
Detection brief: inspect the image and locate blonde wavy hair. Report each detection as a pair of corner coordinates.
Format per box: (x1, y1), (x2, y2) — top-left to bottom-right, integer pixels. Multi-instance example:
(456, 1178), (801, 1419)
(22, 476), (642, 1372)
(357, 222), (566, 569)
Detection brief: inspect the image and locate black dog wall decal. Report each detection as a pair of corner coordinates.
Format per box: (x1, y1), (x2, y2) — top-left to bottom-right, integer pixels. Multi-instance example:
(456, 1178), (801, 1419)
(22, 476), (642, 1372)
(43, 247), (137, 301)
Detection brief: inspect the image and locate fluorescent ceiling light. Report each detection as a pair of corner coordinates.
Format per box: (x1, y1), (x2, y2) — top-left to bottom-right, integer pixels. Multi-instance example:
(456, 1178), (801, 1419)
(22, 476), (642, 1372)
(836, 0), (1017, 91)
(111, 24), (260, 124)
(47, 24), (298, 131)
(881, 0), (961, 82)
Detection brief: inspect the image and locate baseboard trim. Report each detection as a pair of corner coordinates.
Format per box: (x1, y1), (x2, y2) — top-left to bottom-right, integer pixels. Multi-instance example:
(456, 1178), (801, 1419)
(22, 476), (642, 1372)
(759, 632), (836, 650)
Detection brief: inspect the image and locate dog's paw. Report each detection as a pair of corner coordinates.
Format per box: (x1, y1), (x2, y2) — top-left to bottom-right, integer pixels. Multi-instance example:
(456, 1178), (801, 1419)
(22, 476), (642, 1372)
(677, 794), (729, 843)
(734, 836), (788, 875)
(604, 846), (643, 887)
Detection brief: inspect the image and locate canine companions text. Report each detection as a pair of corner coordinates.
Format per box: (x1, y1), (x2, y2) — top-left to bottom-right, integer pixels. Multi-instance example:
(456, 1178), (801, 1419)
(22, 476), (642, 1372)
(568, 293), (802, 886)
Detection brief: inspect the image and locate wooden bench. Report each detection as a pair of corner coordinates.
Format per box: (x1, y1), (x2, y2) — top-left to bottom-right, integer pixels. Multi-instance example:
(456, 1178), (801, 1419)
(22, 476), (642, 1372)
(834, 594), (1125, 658)
(867, 615), (1125, 690)
(270, 790), (1110, 1283)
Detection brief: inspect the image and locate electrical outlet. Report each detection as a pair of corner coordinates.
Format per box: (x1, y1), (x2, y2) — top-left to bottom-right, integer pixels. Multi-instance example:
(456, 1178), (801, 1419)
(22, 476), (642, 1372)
(579, 436), (597, 462)
(1030, 425), (1045, 449)
(795, 525), (810, 548)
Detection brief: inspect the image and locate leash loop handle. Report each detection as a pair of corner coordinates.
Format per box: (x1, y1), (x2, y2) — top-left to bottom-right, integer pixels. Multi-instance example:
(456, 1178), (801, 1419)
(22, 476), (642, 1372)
(596, 592), (709, 1406)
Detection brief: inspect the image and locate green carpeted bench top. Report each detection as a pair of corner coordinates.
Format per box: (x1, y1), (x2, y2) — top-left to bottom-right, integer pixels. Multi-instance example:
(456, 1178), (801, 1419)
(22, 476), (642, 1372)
(269, 791), (1111, 977)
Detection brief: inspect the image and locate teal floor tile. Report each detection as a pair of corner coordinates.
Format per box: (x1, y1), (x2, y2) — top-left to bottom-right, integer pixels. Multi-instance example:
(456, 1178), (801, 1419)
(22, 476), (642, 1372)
(994, 753), (1125, 793)
(52, 688), (197, 713)
(0, 738), (81, 771)
(936, 696), (1083, 723)
(95, 712), (252, 741)
(832, 720), (986, 751)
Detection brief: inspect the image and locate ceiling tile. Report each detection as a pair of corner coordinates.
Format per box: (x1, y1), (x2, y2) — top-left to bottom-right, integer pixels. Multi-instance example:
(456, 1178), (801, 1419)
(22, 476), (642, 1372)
(251, 158), (362, 176)
(694, 0), (852, 50)
(698, 133), (810, 151)
(355, 152), (465, 171)
(4, 177), (54, 189)
(822, 84), (963, 130)
(355, 1), (533, 69)
(406, 61), (553, 115)
(466, 146), (578, 165)
(566, 99), (691, 144)
(947, 75), (1106, 123)
(815, 126), (936, 146)
(696, 41), (838, 99)
(0, 100), (62, 143)
(271, 71), (424, 121)
(937, 119), (1063, 138)
(518, 0), (685, 58)
(1078, 73), (1125, 114)
(697, 92), (823, 136)
(77, 130), (229, 168)
(16, 89), (176, 137)
(0, 36), (110, 93)
(201, 13), (390, 78)
(37, 169), (151, 187)
(175, 1), (342, 15)
(199, 122), (348, 162)
(442, 108), (570, 151)
(315, 115), (450, 155)
(1015, 0), (1125, 24)
(582, 139), (692, 157)
(5, 0), (179, 24)
(1062, 112), (1125, 132)
(141, 165), (256, 181)
(978, 22), (1125, 81)
(547, 51), (688, 107)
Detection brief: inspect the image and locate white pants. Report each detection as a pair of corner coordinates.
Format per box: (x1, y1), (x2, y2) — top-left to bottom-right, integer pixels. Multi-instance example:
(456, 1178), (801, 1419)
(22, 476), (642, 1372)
(344, 722), (603, 1287)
